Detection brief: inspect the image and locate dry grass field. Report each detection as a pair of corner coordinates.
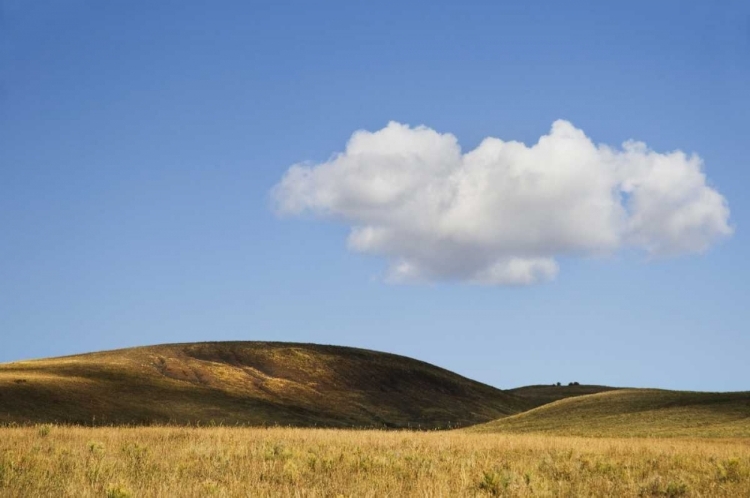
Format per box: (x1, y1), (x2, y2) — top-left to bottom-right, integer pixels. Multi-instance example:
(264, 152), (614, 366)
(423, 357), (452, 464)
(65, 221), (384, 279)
(2, 343), (749, 496)
(0, 425), (749, 497)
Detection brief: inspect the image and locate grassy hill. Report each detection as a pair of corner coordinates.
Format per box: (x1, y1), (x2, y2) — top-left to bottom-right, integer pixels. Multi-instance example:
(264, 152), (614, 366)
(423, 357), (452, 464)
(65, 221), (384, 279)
(508, 384), (619, 408)
(471, 388), (750, 437)
(0, 341), (530, 428)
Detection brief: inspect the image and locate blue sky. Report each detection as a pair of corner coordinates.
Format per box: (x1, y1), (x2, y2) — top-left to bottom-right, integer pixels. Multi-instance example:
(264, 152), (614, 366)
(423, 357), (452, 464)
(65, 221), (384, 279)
(1, 1), (748, 391)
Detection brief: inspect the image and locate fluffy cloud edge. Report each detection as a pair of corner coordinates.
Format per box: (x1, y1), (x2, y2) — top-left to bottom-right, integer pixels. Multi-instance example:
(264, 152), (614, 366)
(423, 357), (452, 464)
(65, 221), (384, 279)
(272, 121), (732, 285)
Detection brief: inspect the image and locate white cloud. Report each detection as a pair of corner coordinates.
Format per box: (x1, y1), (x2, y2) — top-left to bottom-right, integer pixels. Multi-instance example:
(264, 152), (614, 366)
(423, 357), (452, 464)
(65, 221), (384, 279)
(272, 120), (733, 285)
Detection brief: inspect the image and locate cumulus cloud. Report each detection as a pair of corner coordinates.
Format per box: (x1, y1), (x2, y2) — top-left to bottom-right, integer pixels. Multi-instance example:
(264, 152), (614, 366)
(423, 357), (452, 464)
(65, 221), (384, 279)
(272, 121), (732, 285)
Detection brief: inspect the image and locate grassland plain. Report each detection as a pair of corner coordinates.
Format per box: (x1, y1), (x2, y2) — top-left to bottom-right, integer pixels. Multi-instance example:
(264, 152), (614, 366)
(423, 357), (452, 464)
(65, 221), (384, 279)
(3, 343), (750, 496)
(0, 425), (749, 497)
(472, 389), (750, 438)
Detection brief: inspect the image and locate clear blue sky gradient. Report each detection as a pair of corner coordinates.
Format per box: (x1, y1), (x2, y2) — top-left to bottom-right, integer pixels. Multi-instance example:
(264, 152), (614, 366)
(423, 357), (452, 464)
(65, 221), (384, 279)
(1, 1), (748, 390)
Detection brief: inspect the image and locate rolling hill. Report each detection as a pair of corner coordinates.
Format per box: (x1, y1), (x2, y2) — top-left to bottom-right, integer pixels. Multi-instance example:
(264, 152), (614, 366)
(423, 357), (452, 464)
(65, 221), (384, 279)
(4, 342), (748, 436)
(508, 384), (619, 408)
(471, 388), (750, 437)
(0, 341), (530, 428)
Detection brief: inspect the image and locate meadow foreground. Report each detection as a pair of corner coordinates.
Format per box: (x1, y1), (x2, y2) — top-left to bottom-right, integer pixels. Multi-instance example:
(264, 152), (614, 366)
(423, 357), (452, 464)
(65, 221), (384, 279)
(1, 426), (748, 497)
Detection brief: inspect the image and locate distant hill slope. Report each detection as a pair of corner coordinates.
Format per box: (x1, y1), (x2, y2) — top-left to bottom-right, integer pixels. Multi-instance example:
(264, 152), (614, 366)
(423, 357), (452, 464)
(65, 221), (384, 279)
(471, 389), (750, 437)
(508, 384), (619, 408)
(0, 342), (530, 428)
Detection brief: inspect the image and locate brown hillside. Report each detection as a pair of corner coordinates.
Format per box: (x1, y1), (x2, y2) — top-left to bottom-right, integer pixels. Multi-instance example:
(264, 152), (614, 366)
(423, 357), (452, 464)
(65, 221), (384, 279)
(0, 342), (529, 428)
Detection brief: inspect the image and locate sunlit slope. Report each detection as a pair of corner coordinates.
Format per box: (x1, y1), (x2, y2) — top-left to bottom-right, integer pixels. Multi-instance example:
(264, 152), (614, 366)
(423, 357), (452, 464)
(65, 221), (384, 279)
(472, 389), (750, 437)
(508, 384), (619, 408)
(0, 342), (529, 428)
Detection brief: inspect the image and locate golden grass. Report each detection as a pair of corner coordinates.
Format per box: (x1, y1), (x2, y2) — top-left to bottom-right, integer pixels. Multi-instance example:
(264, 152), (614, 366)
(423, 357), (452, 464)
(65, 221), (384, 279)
(1, 426), (749, 497)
